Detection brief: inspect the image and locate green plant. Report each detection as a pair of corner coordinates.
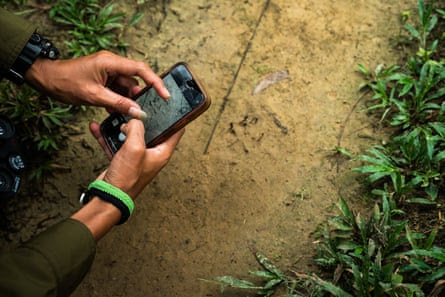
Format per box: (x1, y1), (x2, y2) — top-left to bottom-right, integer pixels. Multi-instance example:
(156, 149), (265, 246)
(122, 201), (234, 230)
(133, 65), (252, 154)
(205, 196), (445, 297)
(358, 60), (444, 130)
(49, 0), (128, 57)
(313, 195), (445, 297)
(355, 0), (444, 203)
(353, 125), (445, 202)
(0, 81), (72, 179)
(202, 252), (286, 297)
(404, 0), (438, 61)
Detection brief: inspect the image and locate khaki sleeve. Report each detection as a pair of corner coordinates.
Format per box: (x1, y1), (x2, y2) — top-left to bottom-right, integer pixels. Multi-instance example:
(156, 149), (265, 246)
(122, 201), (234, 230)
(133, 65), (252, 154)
(0, 7), (36, 79)
(0, 219), (96, 297)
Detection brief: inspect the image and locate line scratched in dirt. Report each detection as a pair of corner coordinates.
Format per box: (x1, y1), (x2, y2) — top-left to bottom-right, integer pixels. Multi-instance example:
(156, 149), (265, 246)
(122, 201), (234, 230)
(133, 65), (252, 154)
(203, 0), (272, 154)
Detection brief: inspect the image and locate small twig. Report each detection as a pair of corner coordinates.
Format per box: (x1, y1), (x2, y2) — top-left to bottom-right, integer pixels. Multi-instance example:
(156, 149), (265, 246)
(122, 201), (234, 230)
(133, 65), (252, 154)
(203, 0), (271, 154)
(261, 105), (288, 135)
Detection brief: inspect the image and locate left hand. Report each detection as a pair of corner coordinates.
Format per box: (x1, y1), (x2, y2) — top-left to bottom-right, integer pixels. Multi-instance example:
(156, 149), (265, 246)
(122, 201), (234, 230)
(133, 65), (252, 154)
(89, 119), (185, 198)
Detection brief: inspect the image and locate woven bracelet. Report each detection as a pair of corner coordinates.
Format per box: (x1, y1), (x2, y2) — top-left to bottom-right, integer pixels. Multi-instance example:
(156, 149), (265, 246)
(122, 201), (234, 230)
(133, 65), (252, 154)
(80, 180), (134, 225)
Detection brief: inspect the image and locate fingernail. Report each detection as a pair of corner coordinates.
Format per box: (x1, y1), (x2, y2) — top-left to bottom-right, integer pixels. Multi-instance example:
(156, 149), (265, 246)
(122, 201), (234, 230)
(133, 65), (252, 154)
(129, 106), (148, 120)
(164, 87), (171, 98)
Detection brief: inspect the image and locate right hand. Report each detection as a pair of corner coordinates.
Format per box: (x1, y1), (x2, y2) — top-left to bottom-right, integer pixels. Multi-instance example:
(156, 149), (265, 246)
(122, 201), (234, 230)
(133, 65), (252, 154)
(25, 51), (170, 120)
(92, 119), (184, 199)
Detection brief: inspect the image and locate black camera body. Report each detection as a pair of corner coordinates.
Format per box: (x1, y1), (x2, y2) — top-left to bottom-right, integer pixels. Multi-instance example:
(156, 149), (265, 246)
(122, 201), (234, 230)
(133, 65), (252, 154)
(0, 116), (25, 197)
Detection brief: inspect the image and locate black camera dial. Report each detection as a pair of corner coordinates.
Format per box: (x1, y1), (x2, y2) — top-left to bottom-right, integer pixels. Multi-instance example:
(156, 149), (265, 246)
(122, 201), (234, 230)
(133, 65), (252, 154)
(0, 116), (15, 140)
(9, 154), (25, 172)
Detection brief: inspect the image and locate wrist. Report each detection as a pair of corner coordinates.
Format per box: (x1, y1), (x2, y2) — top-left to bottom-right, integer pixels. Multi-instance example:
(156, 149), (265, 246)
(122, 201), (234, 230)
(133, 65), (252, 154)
(24, 57), (57, 90)
(71, 197), (121, 241)
(7, 32), (59, 85)
(81, 180), (135, 225)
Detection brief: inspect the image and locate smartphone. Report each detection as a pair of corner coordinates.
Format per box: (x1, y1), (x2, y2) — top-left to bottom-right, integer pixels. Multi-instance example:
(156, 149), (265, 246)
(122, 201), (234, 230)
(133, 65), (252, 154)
(100, 62), (211, 154)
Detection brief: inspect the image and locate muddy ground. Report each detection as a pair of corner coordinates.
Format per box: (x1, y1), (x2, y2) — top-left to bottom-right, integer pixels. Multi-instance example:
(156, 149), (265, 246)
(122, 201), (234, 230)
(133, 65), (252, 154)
(0, 0), (414, 296)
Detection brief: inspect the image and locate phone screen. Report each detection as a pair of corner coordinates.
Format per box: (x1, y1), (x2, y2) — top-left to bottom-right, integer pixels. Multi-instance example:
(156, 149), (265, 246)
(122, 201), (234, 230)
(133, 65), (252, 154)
(133, 73), (193, 144)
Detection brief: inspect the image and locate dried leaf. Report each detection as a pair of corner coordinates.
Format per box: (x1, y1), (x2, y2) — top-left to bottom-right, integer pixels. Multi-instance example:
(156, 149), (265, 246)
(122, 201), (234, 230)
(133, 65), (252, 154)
(252, 70), (289, 95)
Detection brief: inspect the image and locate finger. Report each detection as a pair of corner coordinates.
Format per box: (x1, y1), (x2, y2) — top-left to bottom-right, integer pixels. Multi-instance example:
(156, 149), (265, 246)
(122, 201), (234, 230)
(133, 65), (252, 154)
(100, 53), (170, 99)
(89, 121), (113, 160)
(108, 75), (139, 97)
(130, 85), (143, 97)
(95, 86), (148, 120)
(119, 119), (146, 154)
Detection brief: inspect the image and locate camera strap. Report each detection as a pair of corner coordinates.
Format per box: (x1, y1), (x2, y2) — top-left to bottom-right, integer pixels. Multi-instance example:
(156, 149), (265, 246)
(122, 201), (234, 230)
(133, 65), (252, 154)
(80, 180), (134, 225)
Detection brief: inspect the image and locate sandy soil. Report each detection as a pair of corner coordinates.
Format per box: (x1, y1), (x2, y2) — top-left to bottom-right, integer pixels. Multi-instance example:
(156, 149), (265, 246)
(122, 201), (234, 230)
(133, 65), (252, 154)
(0, 0), (414, 296)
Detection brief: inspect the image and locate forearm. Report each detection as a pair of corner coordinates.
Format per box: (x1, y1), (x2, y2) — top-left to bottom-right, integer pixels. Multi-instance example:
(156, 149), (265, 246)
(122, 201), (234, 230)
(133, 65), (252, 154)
(71, 197), (122, 241)
(0, 219), (96, 297)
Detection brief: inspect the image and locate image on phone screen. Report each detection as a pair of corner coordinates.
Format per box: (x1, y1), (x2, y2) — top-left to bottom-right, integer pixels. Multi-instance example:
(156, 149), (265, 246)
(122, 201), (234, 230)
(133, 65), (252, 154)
(132, 73), (193, 145)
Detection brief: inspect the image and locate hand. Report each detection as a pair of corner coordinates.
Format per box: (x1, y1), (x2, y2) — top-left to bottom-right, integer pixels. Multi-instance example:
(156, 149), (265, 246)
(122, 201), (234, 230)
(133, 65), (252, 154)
(71, 120), (183, 240)
(25, 51), (170, 119)
(90, 119), (184, 199)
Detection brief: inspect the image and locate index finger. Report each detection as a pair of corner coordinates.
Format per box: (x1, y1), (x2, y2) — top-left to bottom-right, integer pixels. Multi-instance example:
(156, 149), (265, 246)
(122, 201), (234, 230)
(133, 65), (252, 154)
(100, 53), (171, 99)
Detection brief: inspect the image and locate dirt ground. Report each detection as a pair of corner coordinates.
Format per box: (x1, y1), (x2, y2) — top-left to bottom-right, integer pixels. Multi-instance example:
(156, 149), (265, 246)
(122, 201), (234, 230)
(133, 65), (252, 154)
(0, 0), (415, 296)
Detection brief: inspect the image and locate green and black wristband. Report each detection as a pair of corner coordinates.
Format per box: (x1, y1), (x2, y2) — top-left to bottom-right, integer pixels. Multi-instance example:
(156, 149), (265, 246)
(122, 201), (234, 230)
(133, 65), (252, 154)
(80, 180), (134, 225)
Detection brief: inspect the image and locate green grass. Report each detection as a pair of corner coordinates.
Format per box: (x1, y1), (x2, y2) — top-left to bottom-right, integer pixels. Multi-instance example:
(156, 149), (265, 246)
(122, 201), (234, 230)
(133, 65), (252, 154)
(49, 0), (143, 57)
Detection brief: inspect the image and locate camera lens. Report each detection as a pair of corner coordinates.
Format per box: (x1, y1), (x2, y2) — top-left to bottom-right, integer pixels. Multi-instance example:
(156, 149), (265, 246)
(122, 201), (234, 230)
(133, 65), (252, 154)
(0, 169), (13, 193)
(0, 116), (15, 140)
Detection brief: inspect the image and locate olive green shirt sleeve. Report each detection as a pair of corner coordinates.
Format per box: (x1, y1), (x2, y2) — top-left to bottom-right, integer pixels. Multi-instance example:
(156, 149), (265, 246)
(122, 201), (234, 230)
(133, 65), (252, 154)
(0, 219), (96, 297)
(0, 7), (36, 79)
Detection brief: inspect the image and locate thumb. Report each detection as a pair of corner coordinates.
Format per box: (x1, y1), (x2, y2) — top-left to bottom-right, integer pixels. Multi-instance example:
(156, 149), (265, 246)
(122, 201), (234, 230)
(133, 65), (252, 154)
(119, 120), (146, 151)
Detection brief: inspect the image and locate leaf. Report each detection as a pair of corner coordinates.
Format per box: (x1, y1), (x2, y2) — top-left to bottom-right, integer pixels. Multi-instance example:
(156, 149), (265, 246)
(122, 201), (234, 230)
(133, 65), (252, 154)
(357, 64), (370, 76)
(210, 276), (262, 290)
(391, 273), (403, 285)
(329, 219), (353, 231)
(249, 270), (277, 279)
(130, 12), (144, 26)
(337, 241), (358, 251)
(406, 225), (417, 250)
(433, 150), (445, 162)
(312, 275), (353, 297)
(252, 70), (290, 95)
(338, 198), (353, 221)
(406, 198), (436, 205)
(424, 229), (438, 250)
(425, 184), (438, 200)
(263, 278), (283, 289)
(420, 267), (445, 283)
(254, 253), (285, 279)
(334, 146), (354, 158)
(403, 248), (445, 262)
(367, 171), (392, 183)
(404, 23), (420, 40)
(429, 122), (445, 138)
(353, 165), (391, 174)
